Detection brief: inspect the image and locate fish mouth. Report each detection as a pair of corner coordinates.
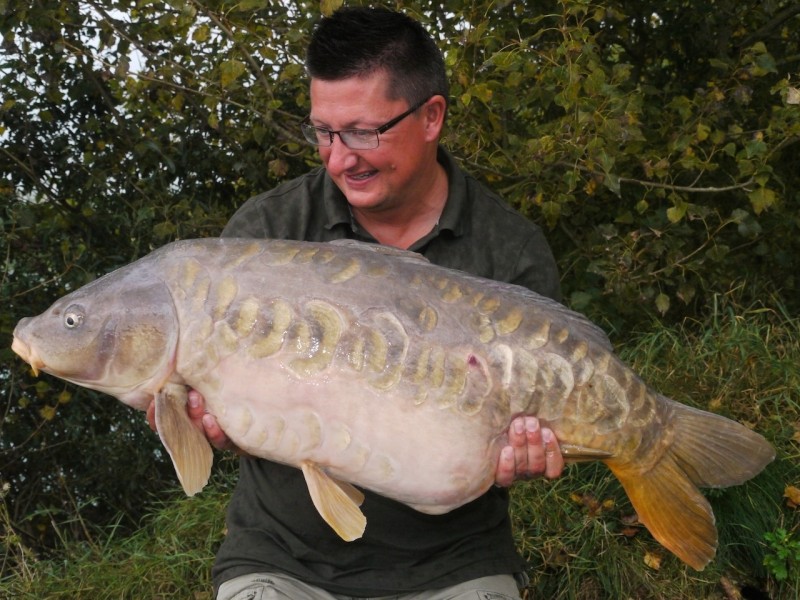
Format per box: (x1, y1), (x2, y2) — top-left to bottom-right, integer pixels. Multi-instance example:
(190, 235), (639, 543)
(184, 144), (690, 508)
(11, 335), (44, 376)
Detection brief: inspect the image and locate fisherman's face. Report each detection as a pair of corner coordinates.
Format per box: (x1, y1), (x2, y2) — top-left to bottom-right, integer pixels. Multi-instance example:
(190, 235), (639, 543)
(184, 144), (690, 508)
(308, 71), (443, 214)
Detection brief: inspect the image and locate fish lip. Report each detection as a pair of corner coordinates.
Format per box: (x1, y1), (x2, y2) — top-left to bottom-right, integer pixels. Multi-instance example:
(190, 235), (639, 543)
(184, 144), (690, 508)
(11, 335), (44, 376)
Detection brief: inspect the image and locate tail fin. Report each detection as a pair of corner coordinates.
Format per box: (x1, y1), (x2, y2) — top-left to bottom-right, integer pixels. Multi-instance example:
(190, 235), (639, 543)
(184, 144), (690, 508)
(607, 400), (775, 570)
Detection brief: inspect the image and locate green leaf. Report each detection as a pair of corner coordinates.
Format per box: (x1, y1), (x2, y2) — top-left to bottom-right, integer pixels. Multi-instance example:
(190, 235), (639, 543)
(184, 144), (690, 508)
(668, 96), (693, 121)
(569, 291), (594, 311)
(320, 0), (344, 17)
(744, 138), (767, 158)
(602, 173), (620, 196)
(239, 0), (268, 9)
(748, 187), (776, 214)
(115, 56), (130, 78)
(279, 63), (304, 82)
(615, 211), (634, 224)
(192, 24), (210, 42)
(666, 202), (687, 223)
(753, 51), (777, 75)
(220, 59), (247, 88)
(706, 244), (730, 262)
(471, 83), (493, 104)
(655, 293), (670, 315)
(488, 51), (517, 70)
(676, 283), (695, 305)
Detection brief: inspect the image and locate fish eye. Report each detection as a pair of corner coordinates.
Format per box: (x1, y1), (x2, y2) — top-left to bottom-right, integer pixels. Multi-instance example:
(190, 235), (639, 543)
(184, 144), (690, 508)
(64, 306), (85, 329)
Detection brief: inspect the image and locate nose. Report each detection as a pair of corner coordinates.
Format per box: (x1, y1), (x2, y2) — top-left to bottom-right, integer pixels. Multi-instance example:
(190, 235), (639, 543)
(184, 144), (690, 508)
(321, 136), (359, 175)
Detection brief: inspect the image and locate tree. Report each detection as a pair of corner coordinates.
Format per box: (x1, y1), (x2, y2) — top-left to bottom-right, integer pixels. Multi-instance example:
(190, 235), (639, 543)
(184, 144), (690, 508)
(429, 0), (800, 324)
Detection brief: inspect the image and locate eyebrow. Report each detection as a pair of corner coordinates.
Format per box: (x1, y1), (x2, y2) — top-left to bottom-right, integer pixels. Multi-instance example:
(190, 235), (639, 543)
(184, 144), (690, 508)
(308, 116), (380, 130)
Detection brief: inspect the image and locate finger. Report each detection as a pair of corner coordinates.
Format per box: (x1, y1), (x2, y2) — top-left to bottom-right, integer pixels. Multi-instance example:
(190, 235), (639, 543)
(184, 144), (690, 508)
(494, 446), (516, 487)
(187, 389), (206, 423)
(508, 416), (528, 448)
(542, 427), (564, 479)
(201, 413), (231, 450)
(522, 417), (546, 477)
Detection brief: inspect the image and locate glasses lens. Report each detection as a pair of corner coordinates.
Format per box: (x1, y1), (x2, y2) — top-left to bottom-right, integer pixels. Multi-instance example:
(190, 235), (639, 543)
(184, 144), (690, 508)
(300, 124), (380, 149)
(339, 129), (379, 150)
(301, 124), (330, 146)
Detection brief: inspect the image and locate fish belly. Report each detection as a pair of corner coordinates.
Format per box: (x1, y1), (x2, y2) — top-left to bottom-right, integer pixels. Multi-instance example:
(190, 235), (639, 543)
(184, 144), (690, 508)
(198, 357), (500, 513)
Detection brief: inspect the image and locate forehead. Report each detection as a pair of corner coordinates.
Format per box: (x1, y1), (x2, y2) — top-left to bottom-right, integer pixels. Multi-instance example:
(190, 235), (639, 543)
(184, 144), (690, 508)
(309, 71), (404, 125)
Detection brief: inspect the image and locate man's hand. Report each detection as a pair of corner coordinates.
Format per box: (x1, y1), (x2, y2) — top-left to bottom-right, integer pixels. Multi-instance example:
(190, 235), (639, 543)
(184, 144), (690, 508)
(495, 416), (563, 486)
(146, 389), (239, 452)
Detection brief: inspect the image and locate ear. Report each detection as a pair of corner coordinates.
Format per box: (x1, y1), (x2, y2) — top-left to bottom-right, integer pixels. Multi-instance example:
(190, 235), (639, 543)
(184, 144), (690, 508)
(422, 95), (447, 142)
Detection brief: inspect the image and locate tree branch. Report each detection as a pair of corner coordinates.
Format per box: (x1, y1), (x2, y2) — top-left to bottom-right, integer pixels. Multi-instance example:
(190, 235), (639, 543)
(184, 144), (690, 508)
(462, 156), (757, 194)
(736, 4), (800, 50)
(189, 0), (275, 99)
(0, 147), (59, 203)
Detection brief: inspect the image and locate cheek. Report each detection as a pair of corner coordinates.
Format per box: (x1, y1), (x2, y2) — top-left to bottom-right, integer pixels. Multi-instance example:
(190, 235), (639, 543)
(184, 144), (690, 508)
(111, 324), (171, 383)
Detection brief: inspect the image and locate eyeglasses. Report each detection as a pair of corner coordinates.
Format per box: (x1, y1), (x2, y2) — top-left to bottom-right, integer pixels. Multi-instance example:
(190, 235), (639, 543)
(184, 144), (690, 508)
(301, 97), (430, 150)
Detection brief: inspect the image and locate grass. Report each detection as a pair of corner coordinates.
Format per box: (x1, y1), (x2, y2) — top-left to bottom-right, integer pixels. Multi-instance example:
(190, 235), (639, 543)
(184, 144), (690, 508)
(1, 474), (230, 600)
(2, 302), (798, 599)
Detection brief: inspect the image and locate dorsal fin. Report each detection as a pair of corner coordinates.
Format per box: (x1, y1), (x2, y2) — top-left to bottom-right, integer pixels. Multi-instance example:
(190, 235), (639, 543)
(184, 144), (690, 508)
(328, 239), (429, 263)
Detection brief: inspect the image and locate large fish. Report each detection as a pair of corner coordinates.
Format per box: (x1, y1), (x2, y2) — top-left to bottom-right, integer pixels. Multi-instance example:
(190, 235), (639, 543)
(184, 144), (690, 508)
(12, 238), (773, 570)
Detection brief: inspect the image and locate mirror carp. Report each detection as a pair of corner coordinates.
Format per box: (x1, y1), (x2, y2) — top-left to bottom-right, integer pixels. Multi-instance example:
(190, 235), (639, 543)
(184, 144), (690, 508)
(11, 238), (774, 570)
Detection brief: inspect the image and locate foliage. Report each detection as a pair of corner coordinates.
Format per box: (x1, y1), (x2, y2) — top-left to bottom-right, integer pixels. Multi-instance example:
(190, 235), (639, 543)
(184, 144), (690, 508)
(0, 0), (799, 597)
(0, 1), (797, 322)
(2, 309), (799, 598)
(1, 472), (230, 599)
(763, 528), (800, 585)
(431, 0), (800, 327)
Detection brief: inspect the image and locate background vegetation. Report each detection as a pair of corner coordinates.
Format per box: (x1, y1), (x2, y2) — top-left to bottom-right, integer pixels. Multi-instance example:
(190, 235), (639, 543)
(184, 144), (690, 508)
(1, 0), (798, 597)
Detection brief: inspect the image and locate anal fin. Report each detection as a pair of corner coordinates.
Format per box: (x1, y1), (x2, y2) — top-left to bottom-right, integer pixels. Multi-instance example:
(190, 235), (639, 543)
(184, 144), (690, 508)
(301, 461), (366, 541)
(154, 383), (214, 496)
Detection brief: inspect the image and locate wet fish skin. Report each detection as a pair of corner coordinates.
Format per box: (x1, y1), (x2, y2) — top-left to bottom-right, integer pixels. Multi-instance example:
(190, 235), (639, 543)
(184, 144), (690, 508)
(11, 238), (775, 569)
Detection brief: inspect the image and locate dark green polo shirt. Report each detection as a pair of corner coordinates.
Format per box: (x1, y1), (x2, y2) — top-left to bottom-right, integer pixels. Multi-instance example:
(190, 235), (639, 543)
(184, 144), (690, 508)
(212, 147), (561, 596)
(221, 148), (560, 302)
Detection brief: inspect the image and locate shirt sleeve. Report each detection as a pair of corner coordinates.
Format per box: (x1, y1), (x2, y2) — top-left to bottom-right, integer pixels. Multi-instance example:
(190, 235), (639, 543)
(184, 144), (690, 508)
(221, 194), (272, 239)
(510, 232), (562, 303)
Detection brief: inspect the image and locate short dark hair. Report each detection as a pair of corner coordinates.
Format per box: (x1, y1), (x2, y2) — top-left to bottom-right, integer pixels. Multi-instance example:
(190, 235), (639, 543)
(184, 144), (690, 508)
(306, 6), (449, 108)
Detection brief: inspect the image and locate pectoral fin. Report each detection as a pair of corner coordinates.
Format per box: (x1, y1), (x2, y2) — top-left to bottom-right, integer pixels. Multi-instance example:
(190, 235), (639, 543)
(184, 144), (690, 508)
(300, 461), (366, 541)
(560, 443), (613, 463)
(154, 383), (213, 496)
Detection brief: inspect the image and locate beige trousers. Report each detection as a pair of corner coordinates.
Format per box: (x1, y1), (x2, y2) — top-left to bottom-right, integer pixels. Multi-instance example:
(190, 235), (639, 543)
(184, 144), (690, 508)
(216, 572), (524, 600)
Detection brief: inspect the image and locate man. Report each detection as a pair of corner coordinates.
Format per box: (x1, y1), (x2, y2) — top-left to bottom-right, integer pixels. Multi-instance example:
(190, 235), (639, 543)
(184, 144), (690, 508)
(151, 7), (565, 599)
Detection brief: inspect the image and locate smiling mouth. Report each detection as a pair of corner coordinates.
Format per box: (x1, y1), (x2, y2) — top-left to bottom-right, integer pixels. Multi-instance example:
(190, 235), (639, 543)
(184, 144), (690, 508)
(349, 170), (377, 182)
